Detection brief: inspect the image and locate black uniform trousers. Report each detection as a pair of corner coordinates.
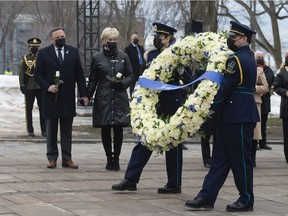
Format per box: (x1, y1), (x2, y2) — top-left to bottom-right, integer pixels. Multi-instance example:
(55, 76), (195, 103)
(197, 122), (255, 206)
(45, 117), (73, 162)
(25, 89), (45, 134)
(125, 142), (182, 187)
(282, 118), (288, 163)
(201, 135), (214, 164)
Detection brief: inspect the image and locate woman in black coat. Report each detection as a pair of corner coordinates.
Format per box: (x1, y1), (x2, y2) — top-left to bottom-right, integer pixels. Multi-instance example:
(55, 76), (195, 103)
(274, 51), (288, 163)
(87, 27), (134, 171)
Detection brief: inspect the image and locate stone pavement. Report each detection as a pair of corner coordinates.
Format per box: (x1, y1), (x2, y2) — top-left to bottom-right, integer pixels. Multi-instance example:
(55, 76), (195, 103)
(1, 114), (288, 215)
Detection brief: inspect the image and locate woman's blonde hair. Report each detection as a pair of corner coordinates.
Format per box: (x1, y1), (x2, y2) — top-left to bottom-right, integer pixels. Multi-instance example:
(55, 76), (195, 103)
(101, 27), (119, 44)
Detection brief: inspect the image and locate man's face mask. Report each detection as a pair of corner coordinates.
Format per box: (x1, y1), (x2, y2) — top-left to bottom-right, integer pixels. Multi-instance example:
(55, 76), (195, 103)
(55, 38), (66, 48)
(133, 38), (139, 45)
(30, 46), (39, 54)
(226, 38), (238, 52)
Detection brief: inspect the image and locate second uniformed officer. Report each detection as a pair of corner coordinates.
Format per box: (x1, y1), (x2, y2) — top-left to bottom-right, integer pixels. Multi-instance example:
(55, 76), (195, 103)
(19, 38), (46, 137)
(112, 22), (193, 193)
(185, 21), (258, 212)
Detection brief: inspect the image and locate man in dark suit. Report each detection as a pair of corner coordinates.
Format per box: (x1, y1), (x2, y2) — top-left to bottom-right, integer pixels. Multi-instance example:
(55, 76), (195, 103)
(124, 34), (144, 98)
(112, 22), (193, 194)
(34, 27), (89, 169)
(185, 21), (258, 212)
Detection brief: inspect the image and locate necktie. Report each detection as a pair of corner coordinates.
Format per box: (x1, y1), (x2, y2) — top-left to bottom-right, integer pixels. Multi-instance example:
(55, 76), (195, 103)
(58, 48), (63, 65)
(136, 45), (143, 65)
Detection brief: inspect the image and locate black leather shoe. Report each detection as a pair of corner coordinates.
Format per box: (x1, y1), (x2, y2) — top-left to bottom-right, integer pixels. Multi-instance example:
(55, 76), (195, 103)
(112, 179), (137, 191)
(41, 132), (46, 137)
(226, 201), (253, 212)
(259, 144), (272, 150)
(185, 197), (214, 210)
(158, 185), (181, 194)
(105, 162), (114, 171)
(204, 163), (211, 168)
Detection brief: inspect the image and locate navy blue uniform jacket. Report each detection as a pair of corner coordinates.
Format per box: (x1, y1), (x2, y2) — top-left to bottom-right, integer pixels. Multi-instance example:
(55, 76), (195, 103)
(212, 45), (259, 123)
(34, 44), (88, 118)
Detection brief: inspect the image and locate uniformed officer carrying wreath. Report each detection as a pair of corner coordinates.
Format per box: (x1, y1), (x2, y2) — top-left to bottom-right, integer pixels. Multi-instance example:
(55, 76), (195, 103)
(19, 38), (46, 137)
(185, 21), (259, 212)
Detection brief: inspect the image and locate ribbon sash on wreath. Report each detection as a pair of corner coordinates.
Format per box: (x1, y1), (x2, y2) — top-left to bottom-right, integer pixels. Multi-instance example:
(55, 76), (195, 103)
(138, 71), (223, 91)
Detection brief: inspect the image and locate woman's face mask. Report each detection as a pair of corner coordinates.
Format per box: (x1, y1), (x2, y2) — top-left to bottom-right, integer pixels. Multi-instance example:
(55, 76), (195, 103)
(256, 58), (265, 66)
(153, 37), (164, 50)
(106, 41), (117, 51)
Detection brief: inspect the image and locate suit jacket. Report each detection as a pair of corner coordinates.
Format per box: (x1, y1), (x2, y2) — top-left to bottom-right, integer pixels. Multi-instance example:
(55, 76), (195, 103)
(34, 44), (88, 118)
(261, 65), (275, 114)
(124, 43), (144, 79)
(275, 66), (288, 118)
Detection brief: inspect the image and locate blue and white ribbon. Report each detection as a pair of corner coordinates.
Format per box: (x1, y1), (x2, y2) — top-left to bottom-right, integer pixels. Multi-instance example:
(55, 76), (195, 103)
(138, 71), (223, 91)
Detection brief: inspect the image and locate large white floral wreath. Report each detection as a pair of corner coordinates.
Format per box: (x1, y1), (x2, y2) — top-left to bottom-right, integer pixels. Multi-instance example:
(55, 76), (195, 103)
(130, 32), (232, 153)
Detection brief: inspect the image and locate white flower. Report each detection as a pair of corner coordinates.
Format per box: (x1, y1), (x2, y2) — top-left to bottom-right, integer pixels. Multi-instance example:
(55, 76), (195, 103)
(130, 32), (232, 153)
(116, 72), (122, 79)
(55, 71), (60, 77)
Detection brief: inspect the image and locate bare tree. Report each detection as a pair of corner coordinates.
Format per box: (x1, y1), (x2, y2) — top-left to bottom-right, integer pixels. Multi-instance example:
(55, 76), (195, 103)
(0, 1), (25, 71)
(33, 1), (77, 46)
(219, 0), (288, 69)
(189, 1), (218, 32)
(102, 0), (141, 49)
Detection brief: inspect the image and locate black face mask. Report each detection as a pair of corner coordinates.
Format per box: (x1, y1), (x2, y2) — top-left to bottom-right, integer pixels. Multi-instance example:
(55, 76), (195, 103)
(256, 58), (265, 66)
(153, 37), (164, 50)
(30, 47), (39, 54)
(226, 38), (238, 52)
(55, 38), (65, 48)
(285, 57), (288, 65)
(107, 42), (117, 52)
(133, 38), (139, 45)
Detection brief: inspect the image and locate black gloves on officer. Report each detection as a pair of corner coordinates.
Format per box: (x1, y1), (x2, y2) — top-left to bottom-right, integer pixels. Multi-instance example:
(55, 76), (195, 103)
(20, 86), (27, 94)
(110, 81), (125, 91)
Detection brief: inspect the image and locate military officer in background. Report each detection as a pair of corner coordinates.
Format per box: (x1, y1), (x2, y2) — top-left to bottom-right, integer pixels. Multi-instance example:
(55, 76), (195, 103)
(185, 21), (258, 212)
(112, 22), (193, 194)
(19, 38), (46, 137)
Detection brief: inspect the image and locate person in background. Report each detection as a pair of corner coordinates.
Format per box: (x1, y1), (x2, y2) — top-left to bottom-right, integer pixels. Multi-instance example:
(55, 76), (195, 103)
(124, 33), (145, 98)
(185, 21), (258, 212)
(274, 51), (288, 163)
(112, 22), (193, 194)
(4, 68), (13, 75)
(19, 38), (46, 137)
(34, 27), (89, 169)
(87, 27), (134, 171)
(251, 66), (268, 167)
(255, 51), (275, 150)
